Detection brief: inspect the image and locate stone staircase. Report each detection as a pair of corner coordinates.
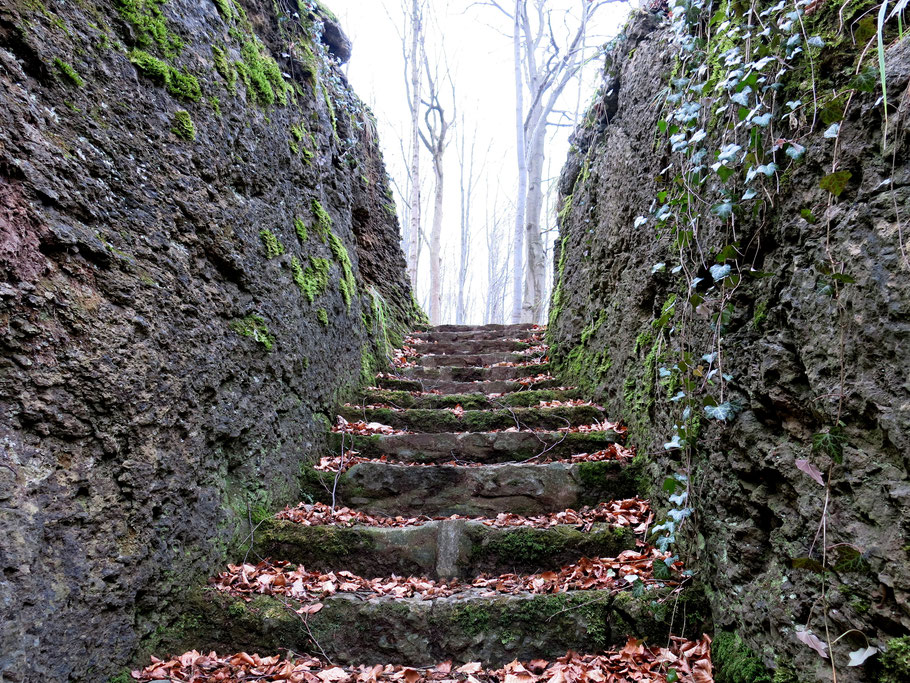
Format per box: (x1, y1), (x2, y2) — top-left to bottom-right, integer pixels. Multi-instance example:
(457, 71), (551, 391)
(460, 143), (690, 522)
(135, 324), (709, 679)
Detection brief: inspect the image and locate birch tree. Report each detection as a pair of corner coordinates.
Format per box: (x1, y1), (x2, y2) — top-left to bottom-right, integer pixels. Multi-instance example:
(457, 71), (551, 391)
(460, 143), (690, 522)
(400, 0), (426, 287)
(418, 53), (454, 324)
(456, 117), (489, 325)
(483, 0), (614, 323)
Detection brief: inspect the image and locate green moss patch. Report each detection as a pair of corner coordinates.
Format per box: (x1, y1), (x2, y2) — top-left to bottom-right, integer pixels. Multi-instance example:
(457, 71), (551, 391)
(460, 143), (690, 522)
(53, 58), (84, 87)
(229, 315), (274, 351)
(880, 636), (910, 683)
(236, 39), (289, 107)
(291, 256), (331, 303)
(115, 0), (183, 58)
(712, 631), (772, 683)
(129, 49), (200, 101)
(171, 110), (195, 141)
(260, 229), (285, 259)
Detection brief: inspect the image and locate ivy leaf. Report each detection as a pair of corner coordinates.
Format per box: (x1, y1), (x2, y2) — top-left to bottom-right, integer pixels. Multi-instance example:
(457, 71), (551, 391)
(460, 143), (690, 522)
(711, 202), (734, 218)
(651, 262), (667, 273)
(819, 170), (851, 196)
(795, 458), (825, 486)
(634, 215), (649, 228)
(786, 143), (806, 160)
(715, 165), (735, 182)
(807, 35), (825, 48)
(653, 559), (672, 580)
(718, 143), (742, 162)
(847, 647), (878, 667)
(669, 490), (688, 505)
(742, 188), (758, 200)
(710, 264), (732, 281)
(664, 434), (684, 450)
(731, 86), (752, 106)
(752, 112), (773, 126)
(705, 402), (737, 420)
(824, 122), (841, 138)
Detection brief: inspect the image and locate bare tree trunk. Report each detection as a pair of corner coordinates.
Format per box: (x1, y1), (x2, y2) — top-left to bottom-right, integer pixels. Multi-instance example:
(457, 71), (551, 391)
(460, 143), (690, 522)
(406, 0), (423, 287)
(429, 157), (444, 323)
(510, 0), (527, 324)
(522, 124), (547, 323)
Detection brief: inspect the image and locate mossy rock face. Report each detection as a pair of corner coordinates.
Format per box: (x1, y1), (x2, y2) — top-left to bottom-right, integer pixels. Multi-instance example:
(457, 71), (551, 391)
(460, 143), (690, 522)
(712, 631), (773, 683)
(879, 636), (910, 683)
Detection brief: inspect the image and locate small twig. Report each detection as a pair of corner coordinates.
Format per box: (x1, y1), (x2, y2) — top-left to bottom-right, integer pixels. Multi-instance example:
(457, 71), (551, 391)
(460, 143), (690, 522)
(278, 599), (334, 665)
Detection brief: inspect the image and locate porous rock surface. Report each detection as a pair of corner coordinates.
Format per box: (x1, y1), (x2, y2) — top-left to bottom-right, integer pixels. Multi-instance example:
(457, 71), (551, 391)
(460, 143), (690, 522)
(549, 10), (910, 682)
(0, 1), (416, 680)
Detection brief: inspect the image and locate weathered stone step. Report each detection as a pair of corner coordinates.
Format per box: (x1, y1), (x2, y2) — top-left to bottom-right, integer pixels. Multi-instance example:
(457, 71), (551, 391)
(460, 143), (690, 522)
(374, 377), (563, 394)
(339, 460), (643, 516)
(401, 364), (551, 382)
(432, 323), (540, 333)
(413, 339), (534, 354)
(193, 586), (696, 667)
(337, 406), (605, 433)
(328, 430), (619, 464)
(418, 352), (537, 368)
(412, 328), (542, 343)
(254, 518), (634, 579)
(357, 388), (583, 410)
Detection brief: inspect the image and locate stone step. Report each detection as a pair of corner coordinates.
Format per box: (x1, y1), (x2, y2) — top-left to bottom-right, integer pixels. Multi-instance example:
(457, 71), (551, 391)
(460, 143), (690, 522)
(374, 377), (563, 395)
(193, 586), (698, 667)
(412, 329), (542, 343)
(328, 430), (620, 464)
(400, 364), (551, 382)
(254, 518), (635, 579)
(432, 323), (541, 333)
(417, 352), (539, 368)
(339, 460), (643, 517)
(412, 339), (534, 354)
(337, 406), (606, 433)
(355, 388), (583, 410)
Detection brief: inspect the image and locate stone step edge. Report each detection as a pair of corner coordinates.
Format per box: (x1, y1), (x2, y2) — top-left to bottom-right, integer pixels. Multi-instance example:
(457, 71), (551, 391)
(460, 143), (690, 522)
(326, 430), (621, 465)
(253, 518), (637, 580)
(182, 586), (707, 667)
(335, 406), (607, 433)
(351, 388), (583, 410)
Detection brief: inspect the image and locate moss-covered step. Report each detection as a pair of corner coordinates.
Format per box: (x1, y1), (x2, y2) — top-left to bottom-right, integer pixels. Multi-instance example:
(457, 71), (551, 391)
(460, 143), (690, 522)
(417, 352), (532, 368)
(400, 364), (551, 382)
(412, 328), (541, 343)
(192, 585), (705, 667)
(373, 377), (563, 394)
(339, 460), (644, 516)
(424, 322), (539, 334)
(355, 388), (584, 410)
(253, 518), (635, 579)
(336, 405), (606, 433)
(415, 339), (532, 354)
(328, 430), (619, 464)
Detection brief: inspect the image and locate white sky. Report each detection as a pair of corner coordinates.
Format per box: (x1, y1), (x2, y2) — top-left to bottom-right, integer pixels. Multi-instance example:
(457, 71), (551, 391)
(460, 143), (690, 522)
(329, 0), (632, 323)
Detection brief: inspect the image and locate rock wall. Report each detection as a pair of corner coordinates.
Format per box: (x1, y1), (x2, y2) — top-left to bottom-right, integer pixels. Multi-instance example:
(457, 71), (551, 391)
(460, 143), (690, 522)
(0, 1), (418, 680)
(550, 5), (909, 682)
